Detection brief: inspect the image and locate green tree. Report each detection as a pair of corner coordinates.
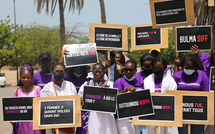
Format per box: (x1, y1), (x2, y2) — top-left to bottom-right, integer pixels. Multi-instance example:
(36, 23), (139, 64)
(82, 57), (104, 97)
(0, 17), (17, 70)
(12, 24), (89, 66)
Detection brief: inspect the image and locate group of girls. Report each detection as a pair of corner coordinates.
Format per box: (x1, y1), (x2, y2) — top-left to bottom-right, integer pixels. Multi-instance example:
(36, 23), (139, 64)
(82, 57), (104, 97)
(11, 46), (214, 134)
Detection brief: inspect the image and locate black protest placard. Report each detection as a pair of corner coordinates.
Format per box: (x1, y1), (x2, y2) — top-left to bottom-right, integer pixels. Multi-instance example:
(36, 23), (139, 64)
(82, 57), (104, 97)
(2, 97), (34, 121)
(139, 95), (175, 121)
(210, 66), (215, 91)
(82, 86), (118, 113)
(63, 43), (98, 68)
(183, 95), (208, 121)
(95, 27), (123, 49)
(135, 26), (161, 46)
(39, 100), (74, 126)
(176, 26), (212, 52)
(117, 89), (154, 119)
(154, 0), (187, 25)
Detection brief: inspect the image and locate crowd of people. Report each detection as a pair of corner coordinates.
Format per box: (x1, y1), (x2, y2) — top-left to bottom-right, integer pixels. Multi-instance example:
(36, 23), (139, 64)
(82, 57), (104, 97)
(10, 45), (214, 134)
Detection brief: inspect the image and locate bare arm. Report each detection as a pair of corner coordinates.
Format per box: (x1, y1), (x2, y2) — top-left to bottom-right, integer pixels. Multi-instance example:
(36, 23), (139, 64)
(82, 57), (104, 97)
(191, 45), (204, 71)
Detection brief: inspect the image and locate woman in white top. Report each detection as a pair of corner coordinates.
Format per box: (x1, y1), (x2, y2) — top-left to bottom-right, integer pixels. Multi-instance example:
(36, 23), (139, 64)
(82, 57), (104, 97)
(40, 63), (77, 134)
(144, 56), (178, 134)
(78, 63), (118, 134)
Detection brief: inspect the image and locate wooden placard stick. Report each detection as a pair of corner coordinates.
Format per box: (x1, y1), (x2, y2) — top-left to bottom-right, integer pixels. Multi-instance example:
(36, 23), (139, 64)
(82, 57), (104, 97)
(188, 124), (191, 134)
(55, 128), (59, 134)
(173, 27), (179, 58)
(108, 50), (110, 81)
(156, 126), (159, 134)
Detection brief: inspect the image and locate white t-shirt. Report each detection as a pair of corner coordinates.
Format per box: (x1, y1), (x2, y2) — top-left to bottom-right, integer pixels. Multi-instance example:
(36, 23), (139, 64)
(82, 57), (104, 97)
(40, 80), (77, 134)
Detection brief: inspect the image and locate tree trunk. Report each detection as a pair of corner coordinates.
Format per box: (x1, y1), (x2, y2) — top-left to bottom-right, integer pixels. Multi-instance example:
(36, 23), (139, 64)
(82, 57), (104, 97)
(59, 0), (65, 48)
(99, 0), (106, 23)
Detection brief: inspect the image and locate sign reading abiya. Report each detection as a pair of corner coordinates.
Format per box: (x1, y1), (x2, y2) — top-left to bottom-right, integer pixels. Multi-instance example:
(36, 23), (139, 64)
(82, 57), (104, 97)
(2, 97), (34, 121)
(176, 26), (212, 52)
(82, 86), (117, 113)
(117, 89), (154, 119)
(63, 43), (98, 68)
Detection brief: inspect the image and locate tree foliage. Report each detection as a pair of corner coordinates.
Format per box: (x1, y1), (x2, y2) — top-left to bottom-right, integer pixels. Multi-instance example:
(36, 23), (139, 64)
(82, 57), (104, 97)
(0, 16), (89, 69)
(0, 17), (17, 70)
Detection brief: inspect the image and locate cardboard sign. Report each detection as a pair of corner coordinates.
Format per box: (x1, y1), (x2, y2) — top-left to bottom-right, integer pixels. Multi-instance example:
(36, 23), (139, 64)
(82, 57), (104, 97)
(166, 90), (214, 125)
(139, 95), (175, 121)
(82, 86), (117, 113)
(176, 26), (212, 52)
(210, 66), (215, 91)
(183, 95), (207, 121)
(133, 93), (182, 127)
(131, 24), (168, 51)
(117, 89), (154, 119)
(63, 43), (98, 68)
(39, 100), (75, 126)
(89, 23), (128, 51)
(2, 97), (34, 121)
(150, 0), (195, 28)
(33, 96), (81, 130)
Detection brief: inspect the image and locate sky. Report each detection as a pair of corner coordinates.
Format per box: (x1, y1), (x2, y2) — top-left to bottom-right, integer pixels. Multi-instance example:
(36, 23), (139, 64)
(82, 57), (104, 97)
(0, 0), (152, 33)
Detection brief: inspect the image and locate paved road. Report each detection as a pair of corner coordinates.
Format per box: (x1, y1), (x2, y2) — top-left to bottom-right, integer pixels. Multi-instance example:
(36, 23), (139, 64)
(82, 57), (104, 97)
(0, 86), (18, 134)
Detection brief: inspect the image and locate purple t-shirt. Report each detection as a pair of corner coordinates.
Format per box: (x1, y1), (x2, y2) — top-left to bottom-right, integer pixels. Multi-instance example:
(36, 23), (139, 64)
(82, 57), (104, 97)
(154, 77), (162, 92)
(135, 71), (148, 85)
(173, 70), (209, 91)
(64, 75), (86, 92)
(113, 77), (143, 92)
(32, 71), (53, 89)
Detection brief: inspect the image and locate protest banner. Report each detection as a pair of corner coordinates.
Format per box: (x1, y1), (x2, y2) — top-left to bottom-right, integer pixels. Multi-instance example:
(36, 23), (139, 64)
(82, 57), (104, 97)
(33, 95), (81, 130)
(150, 0), (195, 28)
(131, 24), (168, 51)
(2, 97), (34, 121)
(133, 93), (182, 127)
(117, 89), (154, 119)
(176, 26), (212, 52)
(82, 86), (118, 113)
(166, 90), (214, 125)
(63, 43), (98, 68)
(210, 66), (215, 91)
(89, 23), (128, 51)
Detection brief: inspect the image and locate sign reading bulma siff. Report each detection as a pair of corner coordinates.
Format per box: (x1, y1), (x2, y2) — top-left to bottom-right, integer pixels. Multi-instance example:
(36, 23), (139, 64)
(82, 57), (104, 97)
(176, 26), (212, 52)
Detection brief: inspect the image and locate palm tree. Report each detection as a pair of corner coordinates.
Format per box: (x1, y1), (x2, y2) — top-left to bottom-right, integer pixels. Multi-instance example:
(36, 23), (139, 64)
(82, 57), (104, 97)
(99, 0), (106, 23)
(194, 0), (214, 25)
(34, 0), (84, 47)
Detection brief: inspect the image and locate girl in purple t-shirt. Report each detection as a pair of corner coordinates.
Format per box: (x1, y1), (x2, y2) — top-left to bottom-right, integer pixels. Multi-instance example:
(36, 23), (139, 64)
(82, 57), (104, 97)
(114, 60), (142, 134)
(173, 54), (209, 134)
(135, 53), (153, 87)
(11, 62), (42, 134)
(173, 54), (209, 91)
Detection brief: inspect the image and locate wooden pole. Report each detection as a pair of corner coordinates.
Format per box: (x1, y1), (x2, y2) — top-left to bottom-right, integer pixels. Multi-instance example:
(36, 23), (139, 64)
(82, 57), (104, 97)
(156, 126), (159, 134)
(188, 124), (191, 134)
(55, 128), (59, 134)
(173, 27), (179, 58)
(108, 50), (110, 81)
